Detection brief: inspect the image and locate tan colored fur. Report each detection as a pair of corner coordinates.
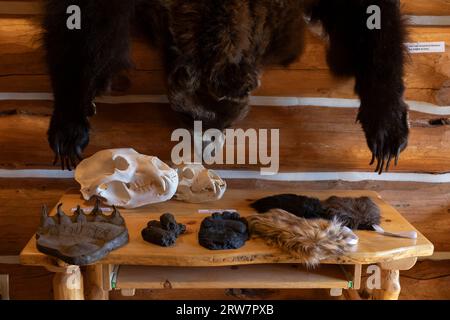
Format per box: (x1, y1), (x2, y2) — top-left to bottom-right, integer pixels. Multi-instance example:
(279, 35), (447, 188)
(248, 209), (357, 267)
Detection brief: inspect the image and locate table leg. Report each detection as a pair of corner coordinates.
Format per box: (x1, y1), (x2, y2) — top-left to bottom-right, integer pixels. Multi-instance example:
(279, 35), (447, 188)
(53, 265), (84, 300)
(373, 257), (418, 300)
(86, 265), (109, 300)
(374, 269), (401, 300)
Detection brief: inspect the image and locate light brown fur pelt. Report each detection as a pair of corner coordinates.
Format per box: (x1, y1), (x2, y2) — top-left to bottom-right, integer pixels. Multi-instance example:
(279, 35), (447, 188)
(247, 209), (358, 267)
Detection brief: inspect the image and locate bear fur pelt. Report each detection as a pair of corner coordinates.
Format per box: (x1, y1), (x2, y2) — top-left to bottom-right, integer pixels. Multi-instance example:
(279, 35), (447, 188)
(322, 196), (381, 230)
(251, 194), (381, 230)
(251, 194), (325, 219)
(247, 209), (358, 267)
(43, 0), (409, 174)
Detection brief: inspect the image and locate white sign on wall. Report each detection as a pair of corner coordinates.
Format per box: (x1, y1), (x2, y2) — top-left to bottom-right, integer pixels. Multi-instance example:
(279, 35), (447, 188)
(405, 41), (446, 53)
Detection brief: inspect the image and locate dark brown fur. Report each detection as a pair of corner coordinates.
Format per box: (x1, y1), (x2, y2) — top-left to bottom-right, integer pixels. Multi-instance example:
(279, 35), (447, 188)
(251, 194), (381, 230)
(43, 0), (409, 174)
(165, 0), (305, 130)
(322, 196), (381, 231)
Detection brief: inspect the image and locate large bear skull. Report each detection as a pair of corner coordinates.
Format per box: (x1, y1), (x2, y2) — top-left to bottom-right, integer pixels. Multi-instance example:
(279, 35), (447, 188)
(75, 149), (178, 209)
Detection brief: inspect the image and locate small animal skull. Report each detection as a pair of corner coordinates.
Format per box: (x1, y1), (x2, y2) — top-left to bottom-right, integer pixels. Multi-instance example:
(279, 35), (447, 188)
(75, 149), (178, 209)
(175, 163), (227, 203)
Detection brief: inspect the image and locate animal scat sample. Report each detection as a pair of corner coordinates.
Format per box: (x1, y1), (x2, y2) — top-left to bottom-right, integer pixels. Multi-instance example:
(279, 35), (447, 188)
(142, 213), (186, 247)
(142, 226), (177, 247)
(198, 211), (249, 250)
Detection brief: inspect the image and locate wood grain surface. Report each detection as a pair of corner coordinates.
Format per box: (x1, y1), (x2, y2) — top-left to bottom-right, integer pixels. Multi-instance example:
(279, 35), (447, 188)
(2, 101), (450, 173)
(0, 18), (449, 105)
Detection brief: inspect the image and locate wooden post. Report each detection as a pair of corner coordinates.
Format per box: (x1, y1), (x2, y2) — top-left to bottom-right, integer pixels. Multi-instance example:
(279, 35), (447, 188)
(53, 265), (84, 300)
(86, 265), (109, 300)
(0, 274), (9, 300)
(374, 269), (401, 300)
(373, 257), (418, 300)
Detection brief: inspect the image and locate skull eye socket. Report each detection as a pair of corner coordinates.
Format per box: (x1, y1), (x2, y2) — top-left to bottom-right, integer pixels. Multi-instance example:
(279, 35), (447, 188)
(114, 156), (130, 171)
(182, 168), (195, 180)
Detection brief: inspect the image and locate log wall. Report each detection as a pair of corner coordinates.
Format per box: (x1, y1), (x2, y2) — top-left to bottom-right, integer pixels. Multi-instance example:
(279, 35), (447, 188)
(0, 0), (449, 300)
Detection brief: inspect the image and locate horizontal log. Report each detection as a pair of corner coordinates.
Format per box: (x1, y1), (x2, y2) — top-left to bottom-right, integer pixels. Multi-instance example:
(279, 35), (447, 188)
(0, 265), (53, 300)
(1, 101), (450, 173)
(402, 1), (450, 16)
(0, 1), (41, 15)
(397, 261), (450, 300)
(0, 18), (449, 105)
(0, 178), (76, 255)
(1, 1), (450, 16)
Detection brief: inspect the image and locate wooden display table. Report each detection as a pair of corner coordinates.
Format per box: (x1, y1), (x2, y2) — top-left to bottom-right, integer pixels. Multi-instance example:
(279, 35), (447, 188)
(20, 190), (434, 300)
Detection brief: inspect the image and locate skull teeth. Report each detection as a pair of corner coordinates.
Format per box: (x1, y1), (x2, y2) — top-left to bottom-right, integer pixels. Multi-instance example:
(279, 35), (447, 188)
(128, 181), (155, 193)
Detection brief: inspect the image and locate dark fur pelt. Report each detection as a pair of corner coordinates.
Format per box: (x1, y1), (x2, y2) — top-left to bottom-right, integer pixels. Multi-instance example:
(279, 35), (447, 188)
(322, 196), (381, 231)
(43, 0), (409, 174)
(248, 209), (358, 267)
(164, 0), (305, 130)
(43, 0), (137, 170)
(251, 194), (381, 230)
(308, 0), (410, 174)
(251, 194), (325, 219)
